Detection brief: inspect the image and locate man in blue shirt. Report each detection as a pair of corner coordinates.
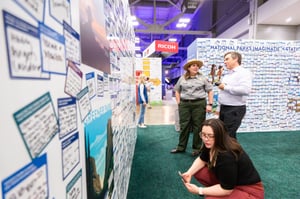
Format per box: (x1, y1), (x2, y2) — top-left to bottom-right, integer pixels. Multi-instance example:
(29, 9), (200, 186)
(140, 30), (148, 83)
(216, 51), (252, 138)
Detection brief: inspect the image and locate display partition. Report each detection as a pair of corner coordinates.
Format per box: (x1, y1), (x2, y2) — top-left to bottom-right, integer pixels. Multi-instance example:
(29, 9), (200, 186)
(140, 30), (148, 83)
(135, 57), (163, 105)
(0, 0), (137, 199)
(188, 38), (300, 132)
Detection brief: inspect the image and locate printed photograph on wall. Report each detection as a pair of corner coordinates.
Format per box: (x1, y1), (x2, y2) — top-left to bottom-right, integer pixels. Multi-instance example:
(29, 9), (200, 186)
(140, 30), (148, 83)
(84, 107), (114, 198)
(79, 0), (110, 74)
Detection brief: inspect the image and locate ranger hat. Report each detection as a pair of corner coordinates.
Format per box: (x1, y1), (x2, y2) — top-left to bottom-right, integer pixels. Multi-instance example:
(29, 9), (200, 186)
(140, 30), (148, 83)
(183, 59), (203, 70)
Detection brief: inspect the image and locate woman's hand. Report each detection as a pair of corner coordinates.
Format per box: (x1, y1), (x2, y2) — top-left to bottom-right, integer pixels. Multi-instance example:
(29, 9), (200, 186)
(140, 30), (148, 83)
(183, 182), (201, 195)
(180, 172), (192, 183)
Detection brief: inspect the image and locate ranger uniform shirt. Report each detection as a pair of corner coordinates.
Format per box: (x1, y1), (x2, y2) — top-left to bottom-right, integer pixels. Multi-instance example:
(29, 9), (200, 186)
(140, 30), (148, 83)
(174, 73), (213, 100)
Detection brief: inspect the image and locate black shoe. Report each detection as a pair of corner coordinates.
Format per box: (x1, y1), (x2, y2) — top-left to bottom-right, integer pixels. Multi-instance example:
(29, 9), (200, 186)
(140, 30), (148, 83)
(170, 148), (185, 153)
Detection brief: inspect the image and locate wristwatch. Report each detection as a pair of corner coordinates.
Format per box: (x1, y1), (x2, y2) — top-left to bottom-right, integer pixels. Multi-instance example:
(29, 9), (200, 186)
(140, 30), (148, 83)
(208, 103), (213, 106)
(198, 187), (204, 195)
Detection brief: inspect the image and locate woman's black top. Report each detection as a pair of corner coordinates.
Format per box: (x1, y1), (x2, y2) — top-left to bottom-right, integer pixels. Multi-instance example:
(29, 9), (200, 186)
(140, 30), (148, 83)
(200, 148), (261, 190)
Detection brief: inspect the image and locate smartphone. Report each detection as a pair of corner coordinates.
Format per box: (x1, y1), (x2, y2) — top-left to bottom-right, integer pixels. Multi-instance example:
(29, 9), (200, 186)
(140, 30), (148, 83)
(178, 171), (187, 182)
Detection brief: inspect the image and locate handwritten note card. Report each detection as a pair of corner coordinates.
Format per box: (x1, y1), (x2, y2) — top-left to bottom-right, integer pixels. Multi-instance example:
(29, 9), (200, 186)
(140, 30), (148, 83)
(40, 23), (66, 74)
(49, 0), (71, 24)
(13, 92), (58, 159)
(66, 170), (82, 199)
(86, 72), (96, 99)
(77, 86), (91, 121)
(2, 154), (48, 199)
(64, 21), (80, 64)
(3, 11), (49, 79)
(15, 0), (45, 22)
(97, 74), (104, 97)
(103, 73), (109, 92)
(62, 133), (80, 179)
(64, 60), (82, 97)
(58, 97), (77, 139)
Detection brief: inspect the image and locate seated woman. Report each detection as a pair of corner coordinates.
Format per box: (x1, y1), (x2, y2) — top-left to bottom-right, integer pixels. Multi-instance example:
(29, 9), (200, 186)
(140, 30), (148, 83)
(179, 118), (264, 199)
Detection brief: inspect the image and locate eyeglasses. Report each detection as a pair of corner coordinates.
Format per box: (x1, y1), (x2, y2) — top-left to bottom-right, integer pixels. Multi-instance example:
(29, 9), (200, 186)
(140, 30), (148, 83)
(199, 132), (215, 140)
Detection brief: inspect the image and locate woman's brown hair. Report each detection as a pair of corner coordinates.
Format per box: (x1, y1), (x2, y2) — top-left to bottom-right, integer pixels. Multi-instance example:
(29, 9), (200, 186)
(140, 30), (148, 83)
(200, 119), (243, 167)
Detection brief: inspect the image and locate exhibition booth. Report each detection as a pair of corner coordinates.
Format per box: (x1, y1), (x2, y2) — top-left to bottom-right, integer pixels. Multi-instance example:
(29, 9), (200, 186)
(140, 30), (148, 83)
(0, 0), (300, 199)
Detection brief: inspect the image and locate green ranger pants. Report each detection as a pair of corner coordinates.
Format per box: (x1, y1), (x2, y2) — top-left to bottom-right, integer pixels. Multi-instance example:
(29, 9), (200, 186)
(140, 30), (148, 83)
(177, 99), (206, 152)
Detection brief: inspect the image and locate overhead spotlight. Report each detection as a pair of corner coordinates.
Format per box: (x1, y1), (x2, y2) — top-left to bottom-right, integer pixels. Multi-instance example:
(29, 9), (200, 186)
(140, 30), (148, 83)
(176, 23), (187, 28)
(179, 18), (190, 23)
(176, 17), (190, 28)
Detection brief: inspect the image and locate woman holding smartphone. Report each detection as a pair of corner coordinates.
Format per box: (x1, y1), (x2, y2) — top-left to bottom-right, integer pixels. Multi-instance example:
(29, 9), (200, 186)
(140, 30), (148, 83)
(179, 119), (264, 199)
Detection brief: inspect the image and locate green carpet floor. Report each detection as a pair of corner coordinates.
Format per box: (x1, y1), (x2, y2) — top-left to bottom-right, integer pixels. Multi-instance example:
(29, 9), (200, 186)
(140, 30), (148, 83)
(127, 125), (300, 199)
